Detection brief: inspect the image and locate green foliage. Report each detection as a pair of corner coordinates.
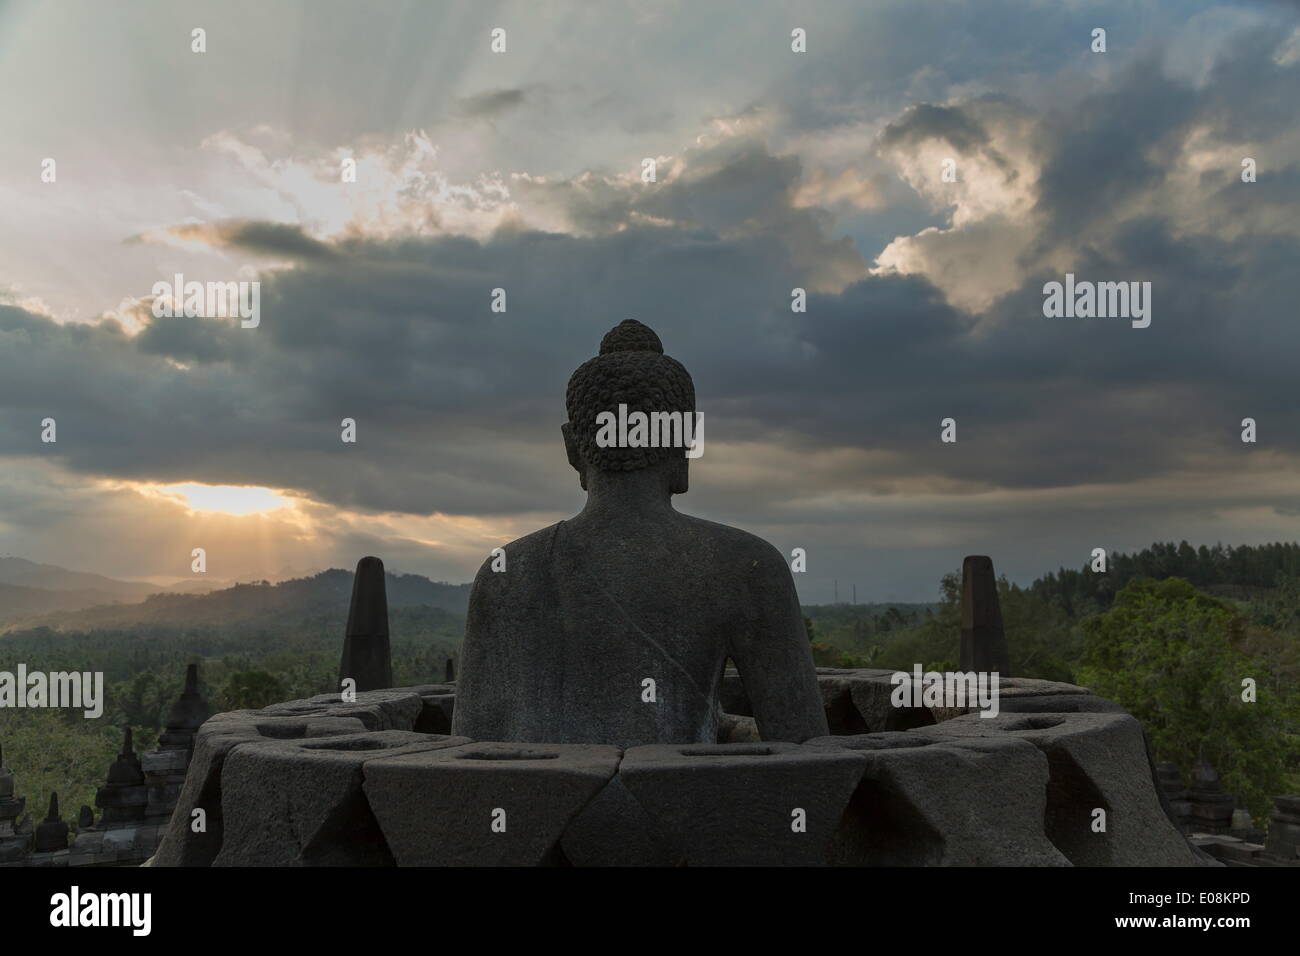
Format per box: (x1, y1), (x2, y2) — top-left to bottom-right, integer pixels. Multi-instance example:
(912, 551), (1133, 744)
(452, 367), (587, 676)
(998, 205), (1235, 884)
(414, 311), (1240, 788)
(1031, 541), (1300, 616)
(217, 670), (287, 711)
(800, 600), (939, 666)
(1077, 577), (1295, 816)
(0, 710), (120, 831)
(871, 572), (961, 672)
(113, 671), (174, 731)
(829, 571), (1079, 679)
(0, 578), (465, 822)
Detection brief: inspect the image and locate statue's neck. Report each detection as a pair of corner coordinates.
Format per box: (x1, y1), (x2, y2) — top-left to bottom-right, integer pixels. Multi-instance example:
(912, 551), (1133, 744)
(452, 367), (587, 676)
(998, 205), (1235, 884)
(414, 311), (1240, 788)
(579, 467), (676, 521)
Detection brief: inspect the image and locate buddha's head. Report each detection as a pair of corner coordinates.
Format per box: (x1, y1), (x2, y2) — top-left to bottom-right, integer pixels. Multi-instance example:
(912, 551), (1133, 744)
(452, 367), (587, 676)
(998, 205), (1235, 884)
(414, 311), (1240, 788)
(563, 320), (696, 495)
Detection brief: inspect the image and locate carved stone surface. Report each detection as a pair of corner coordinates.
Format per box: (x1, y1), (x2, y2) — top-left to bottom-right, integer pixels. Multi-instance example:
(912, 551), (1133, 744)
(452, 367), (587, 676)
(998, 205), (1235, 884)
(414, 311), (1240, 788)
(260, 689), (425, 731)
(151, 714), (368, 867)
(913, 712), (1198, 865)
(806, 733), (1068, 866)
(1266, 795), (1300, 861)
(214, 731), (466, 866)
(616, 742), (866, 866)
(959, 555), (1011, 676)
(147, 678), (1220, 868)
(364, 742), (619, 866)
(337, 556), (392, 692)
(559, 774), (681, 867)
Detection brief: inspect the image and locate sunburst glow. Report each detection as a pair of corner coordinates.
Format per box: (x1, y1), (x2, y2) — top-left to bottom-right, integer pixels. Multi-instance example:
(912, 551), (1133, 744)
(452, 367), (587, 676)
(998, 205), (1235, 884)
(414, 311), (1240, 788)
(148, 483), (292, 516)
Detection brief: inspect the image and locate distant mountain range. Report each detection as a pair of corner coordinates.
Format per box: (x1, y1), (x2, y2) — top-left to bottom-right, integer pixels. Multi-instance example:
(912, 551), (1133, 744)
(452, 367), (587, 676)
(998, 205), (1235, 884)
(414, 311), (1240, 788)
(0, 556), (178, 598)
(0, 558), (471, 631)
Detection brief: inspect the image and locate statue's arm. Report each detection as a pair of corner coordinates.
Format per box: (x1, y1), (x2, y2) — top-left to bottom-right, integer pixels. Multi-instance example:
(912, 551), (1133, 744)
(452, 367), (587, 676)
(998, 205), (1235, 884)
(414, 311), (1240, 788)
(727, 545), (829, 742)
(450, 559), (502, 739)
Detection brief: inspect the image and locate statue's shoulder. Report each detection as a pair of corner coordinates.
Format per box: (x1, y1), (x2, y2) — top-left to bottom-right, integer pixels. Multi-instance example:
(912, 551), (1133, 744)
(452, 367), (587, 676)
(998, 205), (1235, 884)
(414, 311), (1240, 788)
(471, 522), (565, 588)
(673, 513), (788, 573)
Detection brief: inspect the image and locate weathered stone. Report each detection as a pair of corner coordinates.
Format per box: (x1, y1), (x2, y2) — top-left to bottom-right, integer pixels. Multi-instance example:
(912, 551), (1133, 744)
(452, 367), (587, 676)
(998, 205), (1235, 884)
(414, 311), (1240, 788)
(96, 727), (148, 826)
(337, 556), (392, 692)
(559, 774), (682, 867)
(996, 693), (1121, 714)
(159, 663), (210, 750)
(818, 674), (869, 734)
(1185, 758), (1236, 833)
(819, 667), (897, 678)
(103, 827), (138, 855)
(363, 741), (620, 866)
(214, 731), (466, 866)
(407, 683), (456, 696)
(617, 742), (866, 866)
(846, 672), (937, 733)
(1265, 795), (1300, 861)
(409, 687), (457, 734)
(960, 555), (1011, 676)
(1193, 833), (1266, 864)
(717, 712), (761, 743)
(33, 792), (69, 853)
(996, 677), (1091, 701)
(26, 848), (69, 867)
(727, 668), (910, 732)
(151, 714), (367, 867)
(838, 672), (1097, 727)
(141, 749), (190, 774)
(260, 689), (424, 731)
(70, 827), (102, 852)
(0, 744), (24, 838)
(1155, 761), (1189, 827)
(0, 838), (31, 864)
(806, 733), (1068, 866)
(453, 321), (828, 747)
(809, 730), (936, 751)
(913, 712), (1198, 865)
(720, 668), (751, 716)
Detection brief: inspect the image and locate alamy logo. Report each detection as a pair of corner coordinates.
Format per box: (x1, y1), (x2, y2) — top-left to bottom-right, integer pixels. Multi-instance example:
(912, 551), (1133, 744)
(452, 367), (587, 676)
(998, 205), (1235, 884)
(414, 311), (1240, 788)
(890, 665), (1000, 717)
(1042, 273), (1151, 328)
(50, 886), (151, 936)
(595, 403), (704, 458)
(151, 273), (261, 328)
(0, 666), (103, 718)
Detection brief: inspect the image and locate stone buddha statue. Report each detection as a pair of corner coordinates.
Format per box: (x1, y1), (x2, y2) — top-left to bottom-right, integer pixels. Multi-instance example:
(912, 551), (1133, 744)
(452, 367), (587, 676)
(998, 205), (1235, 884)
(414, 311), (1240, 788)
(452, 320), (828, 747)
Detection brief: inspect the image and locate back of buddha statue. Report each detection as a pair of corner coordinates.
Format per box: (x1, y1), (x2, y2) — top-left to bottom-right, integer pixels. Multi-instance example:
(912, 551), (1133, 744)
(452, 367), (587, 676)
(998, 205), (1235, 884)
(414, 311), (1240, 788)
(451, 320), (828, 747)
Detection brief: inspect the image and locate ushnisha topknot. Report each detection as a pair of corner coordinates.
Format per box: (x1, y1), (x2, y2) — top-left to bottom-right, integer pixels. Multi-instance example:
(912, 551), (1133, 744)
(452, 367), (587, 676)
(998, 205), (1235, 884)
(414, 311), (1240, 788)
(566, 320), (695, 472)
(599, 318), (663, 355)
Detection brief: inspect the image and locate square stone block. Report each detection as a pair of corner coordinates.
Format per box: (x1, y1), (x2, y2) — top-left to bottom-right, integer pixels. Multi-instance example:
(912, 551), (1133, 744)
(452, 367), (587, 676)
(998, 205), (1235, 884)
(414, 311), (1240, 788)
(363, 742), (621, 866)
(806, 733), (1068, 865)
(214, 731), (468, 866)
(260, 690), (425, 731)
(151, 714), (369, 867)
(913, 712), (1198, 865)
(617, 742), (866, 866)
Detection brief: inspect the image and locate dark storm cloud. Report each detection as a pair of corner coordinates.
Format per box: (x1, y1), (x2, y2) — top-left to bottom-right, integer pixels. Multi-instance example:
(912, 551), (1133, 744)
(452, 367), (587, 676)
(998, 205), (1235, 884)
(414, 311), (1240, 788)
(135, 312), (252, 365)
(454, 88), (529, 119)
(129, 221), (341, 262)
(219, 222), (342, 262)
(1031, 68), (1201, 249)
(879, 103), (993, 156)
(3, 21), (1299, 527)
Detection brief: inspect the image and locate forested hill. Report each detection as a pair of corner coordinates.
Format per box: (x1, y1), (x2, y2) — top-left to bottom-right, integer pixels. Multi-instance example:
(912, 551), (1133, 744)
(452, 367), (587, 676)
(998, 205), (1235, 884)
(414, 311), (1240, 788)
(1029, 541), (1300, 618)
(1, 568), (472, 633)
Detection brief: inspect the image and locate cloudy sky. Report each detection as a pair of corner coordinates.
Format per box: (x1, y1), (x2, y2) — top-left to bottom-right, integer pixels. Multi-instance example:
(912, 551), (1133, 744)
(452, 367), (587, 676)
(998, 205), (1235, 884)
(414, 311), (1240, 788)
(2, 0), (1299, 602)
